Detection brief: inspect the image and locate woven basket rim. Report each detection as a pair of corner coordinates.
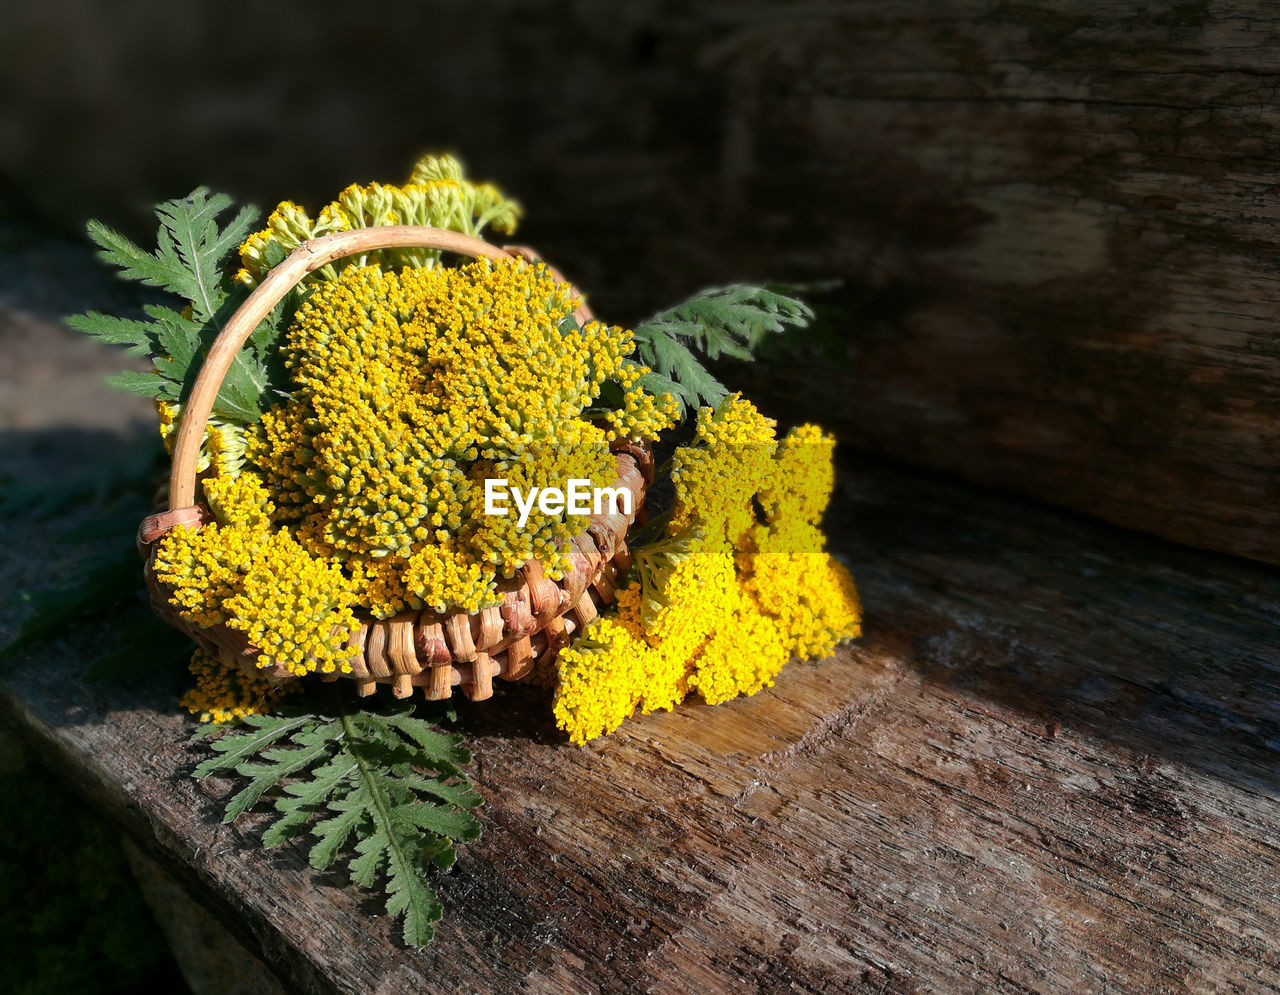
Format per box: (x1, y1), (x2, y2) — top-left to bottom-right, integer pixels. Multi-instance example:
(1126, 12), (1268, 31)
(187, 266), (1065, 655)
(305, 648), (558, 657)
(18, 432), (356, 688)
(137, 227), (649, 701)
(140, 444), (651, 700)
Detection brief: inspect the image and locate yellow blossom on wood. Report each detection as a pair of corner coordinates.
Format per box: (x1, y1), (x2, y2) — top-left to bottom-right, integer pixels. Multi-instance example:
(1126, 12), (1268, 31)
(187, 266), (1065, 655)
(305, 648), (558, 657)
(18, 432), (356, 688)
(742, 536), (863, 660)
(550, 412), (860, 743)
(552, 619), (666, 745)
(688, 598), (790, 706)
(181, 648), (298, 724)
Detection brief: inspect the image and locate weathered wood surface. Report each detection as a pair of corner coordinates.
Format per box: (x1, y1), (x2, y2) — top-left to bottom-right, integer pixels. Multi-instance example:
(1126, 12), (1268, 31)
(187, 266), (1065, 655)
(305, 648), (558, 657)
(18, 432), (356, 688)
(710, 0), (1280, 568)
(3, 0), (1279, 564)
(2, 277), (1279, 992)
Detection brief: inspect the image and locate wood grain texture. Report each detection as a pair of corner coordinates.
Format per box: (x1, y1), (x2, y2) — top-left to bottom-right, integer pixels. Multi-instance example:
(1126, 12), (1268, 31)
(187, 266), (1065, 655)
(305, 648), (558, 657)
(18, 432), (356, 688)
(1, 223), (1279, 992)
(706, 0), (1280, 567)
(3, 0), (1279, 562)
(3, 438), (1278, 992)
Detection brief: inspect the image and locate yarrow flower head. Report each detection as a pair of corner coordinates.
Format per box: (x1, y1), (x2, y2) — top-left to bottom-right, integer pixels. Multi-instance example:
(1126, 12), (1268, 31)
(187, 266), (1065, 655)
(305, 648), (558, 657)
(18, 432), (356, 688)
(234, 154), (522, 287)
(240, 255), (675, 618)
(203, 471), (275, 530)
(668, 393), (778, 548)
(553, 619), (662, 745)
(181, 648), (299, 724)
(156, 399), (249, 479)
(549, 415), (860, 744)
(155, 522), (360, 676)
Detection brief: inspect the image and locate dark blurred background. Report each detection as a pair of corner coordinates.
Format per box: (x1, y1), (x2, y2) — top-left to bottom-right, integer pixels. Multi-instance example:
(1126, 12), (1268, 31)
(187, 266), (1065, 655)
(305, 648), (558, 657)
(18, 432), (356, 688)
(0, 0), (760, 316)
(1, 0), (1277, 565)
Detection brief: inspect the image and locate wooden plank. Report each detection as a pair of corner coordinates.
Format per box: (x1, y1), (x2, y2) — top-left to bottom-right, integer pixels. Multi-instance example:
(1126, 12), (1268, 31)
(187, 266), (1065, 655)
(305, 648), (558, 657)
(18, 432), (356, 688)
(4, 458), (1279, 992)
(3, 1), (1279, 562)
(704, 0), (1280, 567)
(1, 274), (1278, 990)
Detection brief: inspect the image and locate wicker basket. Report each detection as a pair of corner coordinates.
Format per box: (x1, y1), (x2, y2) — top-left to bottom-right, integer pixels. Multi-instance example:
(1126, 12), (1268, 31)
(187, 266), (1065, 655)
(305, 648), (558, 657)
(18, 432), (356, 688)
(136, 226), (652, 701)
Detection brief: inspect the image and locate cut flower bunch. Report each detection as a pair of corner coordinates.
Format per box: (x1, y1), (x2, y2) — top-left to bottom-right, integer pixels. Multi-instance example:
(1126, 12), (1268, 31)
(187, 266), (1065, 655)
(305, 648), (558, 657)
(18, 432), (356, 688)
(66, 154), (861, 945)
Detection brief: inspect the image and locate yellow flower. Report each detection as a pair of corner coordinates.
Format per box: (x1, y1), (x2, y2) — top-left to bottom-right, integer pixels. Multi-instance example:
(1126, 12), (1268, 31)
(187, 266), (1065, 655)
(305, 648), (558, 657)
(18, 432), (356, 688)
(688, 598), (790, 705)
(155, 523), (360, 676)
(668, 394), (777, 546)
(247, 256), (673, 611)
(553, 619), (663, 745)
(758, 423), (837, 528)
(741, 532), (862, 660)
(246, 400), (315, 521)
(222, 530), (361, 676)
(203, 471), (274, 529)
(234, 154), (522, 287)
(550, 412), (860, 743)
(551, 529), (744, 742)
(344, 554), (416, 620)
(155, 398), (248, 478)
(627, 527), (735, 659)
(181, 648), (298, 724)
(404, 540), (497, 615)
(154, 523), (258, 628)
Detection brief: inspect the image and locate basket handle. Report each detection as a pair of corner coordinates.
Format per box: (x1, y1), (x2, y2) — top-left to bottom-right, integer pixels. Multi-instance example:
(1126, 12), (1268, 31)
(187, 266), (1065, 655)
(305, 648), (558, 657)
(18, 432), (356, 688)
(168, 226), (523, 511)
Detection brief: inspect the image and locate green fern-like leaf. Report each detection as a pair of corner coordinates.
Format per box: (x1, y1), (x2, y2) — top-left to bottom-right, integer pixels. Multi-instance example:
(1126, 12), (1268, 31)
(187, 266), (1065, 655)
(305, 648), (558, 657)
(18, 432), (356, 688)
(632, 284), (814, 413)
(194, 700), (482, 948)
(67, 189), (284, 424)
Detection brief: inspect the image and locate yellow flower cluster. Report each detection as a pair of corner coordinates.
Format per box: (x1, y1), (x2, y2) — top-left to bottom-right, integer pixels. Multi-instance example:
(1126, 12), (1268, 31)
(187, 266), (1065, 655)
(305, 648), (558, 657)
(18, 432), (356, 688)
(343, 555), (414, 620)
(157, 154), (853, 725)
(154, 472), (361, 676)
(246, 256), (675, 617)
(689, 599), (791, 706)
(668, 394), (778, 545)
(553, 620), (662, 744)
(156, 399), (248, 479)
(235, 154), (522, 286)
(180, 648), (298, 724)
(154, 523), (260, 627)
(551, 397), (860, 744)
(203, 472), (274, 529)
(742, 543), (862, 660)
(249, 400), (314, 519)
(403, 541), (497, 616)
(221, 532), (361, 676)
(465, 442), (617, 580)
(554, 528), (791, 743)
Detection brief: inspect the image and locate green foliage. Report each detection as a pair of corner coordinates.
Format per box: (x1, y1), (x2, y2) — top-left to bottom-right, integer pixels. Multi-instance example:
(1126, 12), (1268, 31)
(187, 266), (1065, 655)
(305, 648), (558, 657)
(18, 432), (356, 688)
(744, 279), (851, 366)
(65, 189), (286, 423)
(632, 284), (814, 413)
(194, 699), (483, 948)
